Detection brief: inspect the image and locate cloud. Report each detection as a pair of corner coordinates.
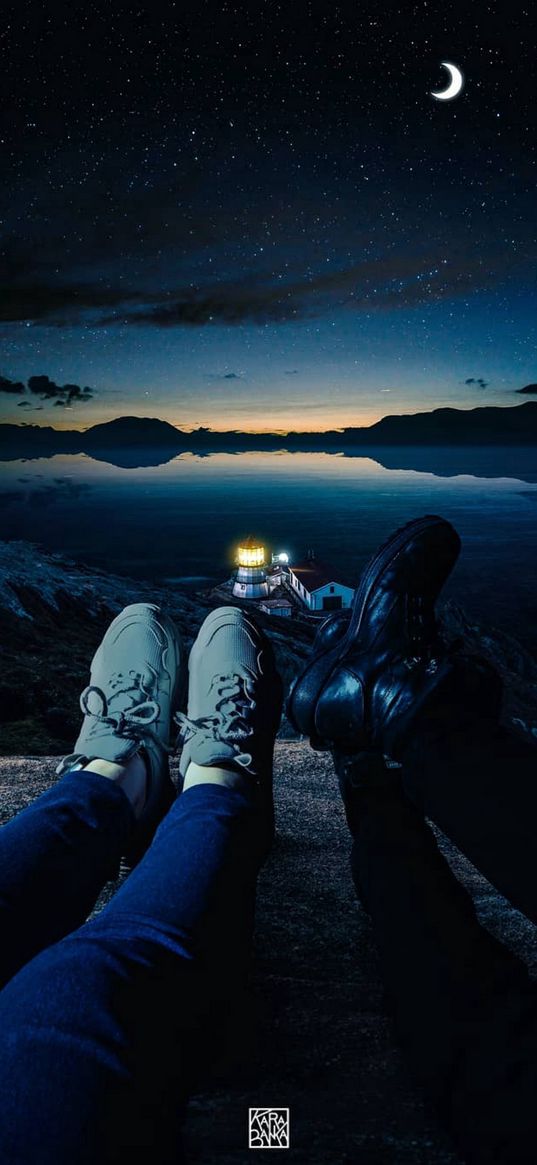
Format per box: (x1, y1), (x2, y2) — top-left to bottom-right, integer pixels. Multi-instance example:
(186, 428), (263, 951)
(0, 283), (142, 324)
(28, 375), (63, 399)
(0, 372), (96, 413)
(516, 384), (537, 395)
(0, 375), (25, 394)
(122, 288), (296, 327)
(28, 375), (94, 404)
(464, 377), (489, 389)
(2, 243), (533, 330)
(205, 370), (248, 382)
(63, 384), (94, 404)
(107, 254), (520, 328)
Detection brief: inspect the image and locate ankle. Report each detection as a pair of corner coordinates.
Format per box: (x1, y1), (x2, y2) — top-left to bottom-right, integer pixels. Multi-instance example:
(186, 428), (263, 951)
(182, 761), (249, 794)
(83, 754), (148, 818)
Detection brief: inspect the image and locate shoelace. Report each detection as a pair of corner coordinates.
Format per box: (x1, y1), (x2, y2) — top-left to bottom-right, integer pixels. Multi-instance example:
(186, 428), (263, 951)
(80, 685), (173, 755)
(175, 672), (255, 768)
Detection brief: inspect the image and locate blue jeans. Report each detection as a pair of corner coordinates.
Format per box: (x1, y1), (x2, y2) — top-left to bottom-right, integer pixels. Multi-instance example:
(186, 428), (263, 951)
(0, 770), (260, 1164)
(1, 732), (537, 1165)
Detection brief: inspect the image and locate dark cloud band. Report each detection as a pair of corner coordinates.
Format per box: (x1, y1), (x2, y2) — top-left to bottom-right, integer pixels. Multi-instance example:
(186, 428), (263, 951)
(0, 247), (530, 330)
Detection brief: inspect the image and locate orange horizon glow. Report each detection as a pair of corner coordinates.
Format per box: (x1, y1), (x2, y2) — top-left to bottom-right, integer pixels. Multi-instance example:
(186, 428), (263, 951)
(28, 408), (391, 434)
(6, 398), (513, 434)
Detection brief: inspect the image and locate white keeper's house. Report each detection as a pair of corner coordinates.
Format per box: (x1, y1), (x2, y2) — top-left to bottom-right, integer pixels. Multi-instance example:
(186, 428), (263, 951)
(228, 539), (354, 618)
(287, 551), (354, 613)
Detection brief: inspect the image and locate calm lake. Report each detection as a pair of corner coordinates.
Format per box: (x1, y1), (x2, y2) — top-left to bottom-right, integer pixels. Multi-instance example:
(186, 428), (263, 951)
(1, 447), (537, 649)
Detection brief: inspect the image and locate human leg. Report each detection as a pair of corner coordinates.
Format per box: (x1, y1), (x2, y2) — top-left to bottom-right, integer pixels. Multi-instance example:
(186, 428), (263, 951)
(286, 514), (536, 908)
(288, 514), (537, 923)
(0, 767), (134, 989)
(339, 756), (537, 1165)
(288, 515), (537, 1161)
(0, 607), (282, 1165)
(0, 783), (260, 1165)
(0, 602), (183, 988)
(401, 720), (537, 925)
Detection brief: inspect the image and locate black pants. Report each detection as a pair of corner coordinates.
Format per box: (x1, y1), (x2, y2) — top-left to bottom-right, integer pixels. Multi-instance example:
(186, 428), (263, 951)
(351, 721), (537, 1164)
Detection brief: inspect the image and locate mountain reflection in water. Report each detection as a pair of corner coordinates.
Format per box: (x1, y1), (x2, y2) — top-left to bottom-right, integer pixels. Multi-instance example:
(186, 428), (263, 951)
(0, 447), (536, 650)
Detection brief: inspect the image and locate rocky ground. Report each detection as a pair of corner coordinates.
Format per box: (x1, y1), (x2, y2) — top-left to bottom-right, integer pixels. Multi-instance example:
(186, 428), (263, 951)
(1, 745), (536, 1164)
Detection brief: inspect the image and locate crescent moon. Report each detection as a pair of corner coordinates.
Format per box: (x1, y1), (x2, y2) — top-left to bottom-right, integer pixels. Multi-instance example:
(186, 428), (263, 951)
(431, 61), (464, 101)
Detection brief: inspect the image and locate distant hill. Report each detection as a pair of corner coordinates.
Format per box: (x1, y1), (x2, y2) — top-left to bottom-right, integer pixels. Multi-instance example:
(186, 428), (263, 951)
(358, 403), (537, 444)
(1, 401), (537, 462)
(84, 416), (182, 447)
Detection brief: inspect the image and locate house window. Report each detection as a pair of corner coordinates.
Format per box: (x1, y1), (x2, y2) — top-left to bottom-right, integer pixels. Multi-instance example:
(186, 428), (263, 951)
(330, 585), (335, 593)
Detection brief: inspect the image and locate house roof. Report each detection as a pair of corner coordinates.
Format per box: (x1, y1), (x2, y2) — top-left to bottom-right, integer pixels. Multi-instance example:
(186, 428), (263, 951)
(290, 559), (351, 593)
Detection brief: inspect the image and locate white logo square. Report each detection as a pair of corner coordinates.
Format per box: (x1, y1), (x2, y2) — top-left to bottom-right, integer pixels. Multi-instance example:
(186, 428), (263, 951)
(248, 1108), (290, 1149)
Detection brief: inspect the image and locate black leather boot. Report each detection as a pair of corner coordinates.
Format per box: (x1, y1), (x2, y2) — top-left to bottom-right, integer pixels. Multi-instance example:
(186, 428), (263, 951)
(287, 515), (501, 758)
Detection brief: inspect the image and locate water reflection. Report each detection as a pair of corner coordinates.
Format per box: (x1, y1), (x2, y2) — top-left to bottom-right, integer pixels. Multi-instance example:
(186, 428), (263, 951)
(2, 444), (536, 481)
(0, 449), (536, 649)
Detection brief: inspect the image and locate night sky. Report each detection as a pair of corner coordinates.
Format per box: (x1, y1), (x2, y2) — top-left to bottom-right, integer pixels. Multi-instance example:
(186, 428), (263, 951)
(1, 1), (536, 432)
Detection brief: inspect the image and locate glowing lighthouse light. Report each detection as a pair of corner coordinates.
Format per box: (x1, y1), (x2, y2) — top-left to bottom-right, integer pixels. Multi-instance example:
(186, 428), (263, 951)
(233, 538), (269, 599)
(237, 543), (265, 569)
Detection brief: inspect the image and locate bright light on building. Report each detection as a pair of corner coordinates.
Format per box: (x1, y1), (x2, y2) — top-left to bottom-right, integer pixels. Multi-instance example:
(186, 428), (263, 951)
(237, 543), (265, 568)
(278, 552), (289, 564)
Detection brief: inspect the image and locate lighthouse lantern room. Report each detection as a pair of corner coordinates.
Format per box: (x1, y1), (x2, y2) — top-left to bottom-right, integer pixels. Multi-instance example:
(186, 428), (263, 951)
(233, 538), (269, 599)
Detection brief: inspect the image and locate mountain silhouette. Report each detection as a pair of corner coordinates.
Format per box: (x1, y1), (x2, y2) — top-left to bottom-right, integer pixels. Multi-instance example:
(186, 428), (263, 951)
(85, 416), (182, 447)
(2, 403), (537, 466)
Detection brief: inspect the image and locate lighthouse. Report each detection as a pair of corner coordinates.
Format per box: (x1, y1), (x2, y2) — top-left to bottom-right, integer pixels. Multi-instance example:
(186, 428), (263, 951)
(232, 538), (269, 600)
